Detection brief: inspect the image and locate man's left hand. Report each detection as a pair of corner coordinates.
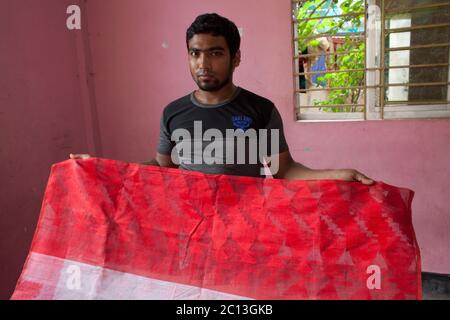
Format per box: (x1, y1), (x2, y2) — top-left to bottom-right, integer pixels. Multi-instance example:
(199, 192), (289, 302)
(335, 169), (374, 185)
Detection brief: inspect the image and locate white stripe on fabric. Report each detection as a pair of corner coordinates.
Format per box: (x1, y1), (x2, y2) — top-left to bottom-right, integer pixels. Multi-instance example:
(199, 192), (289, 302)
(20, 252), (253, 300)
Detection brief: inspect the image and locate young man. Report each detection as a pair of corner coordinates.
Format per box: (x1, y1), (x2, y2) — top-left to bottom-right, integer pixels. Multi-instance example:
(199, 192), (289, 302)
(72, 13), (373, 185)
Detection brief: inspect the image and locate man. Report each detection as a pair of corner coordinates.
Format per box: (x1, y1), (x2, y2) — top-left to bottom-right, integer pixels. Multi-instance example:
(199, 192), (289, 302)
(72, 13), (373, 185)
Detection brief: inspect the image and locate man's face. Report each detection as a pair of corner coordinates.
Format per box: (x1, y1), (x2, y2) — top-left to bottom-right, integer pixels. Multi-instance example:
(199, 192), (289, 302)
(188, 33), (240, 92)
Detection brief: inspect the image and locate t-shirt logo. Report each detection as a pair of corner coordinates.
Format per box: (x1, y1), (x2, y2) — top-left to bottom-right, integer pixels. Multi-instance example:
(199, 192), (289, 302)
(232, 115), (253, 130)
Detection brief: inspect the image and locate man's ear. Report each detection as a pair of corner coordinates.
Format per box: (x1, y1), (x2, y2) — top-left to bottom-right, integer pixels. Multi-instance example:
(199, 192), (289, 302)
(232, 49), (241, 68)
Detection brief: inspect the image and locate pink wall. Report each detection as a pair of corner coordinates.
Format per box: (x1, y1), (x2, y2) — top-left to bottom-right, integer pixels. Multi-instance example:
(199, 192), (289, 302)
(0, 0), (93, 299)
(1, 0), (449, 299)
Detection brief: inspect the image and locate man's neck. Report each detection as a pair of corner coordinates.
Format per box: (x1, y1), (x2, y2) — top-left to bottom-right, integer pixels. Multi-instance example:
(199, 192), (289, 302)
(194, 83), (238, 105)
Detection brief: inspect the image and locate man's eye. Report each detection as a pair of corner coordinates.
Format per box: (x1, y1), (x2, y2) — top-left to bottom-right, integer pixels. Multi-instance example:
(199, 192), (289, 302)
(190, 51), (199, 57)
(211, 51), (223, 56)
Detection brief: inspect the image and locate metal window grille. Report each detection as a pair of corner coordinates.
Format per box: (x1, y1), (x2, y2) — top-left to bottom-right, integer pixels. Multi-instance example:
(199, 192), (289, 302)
(292, 0), (450, 121)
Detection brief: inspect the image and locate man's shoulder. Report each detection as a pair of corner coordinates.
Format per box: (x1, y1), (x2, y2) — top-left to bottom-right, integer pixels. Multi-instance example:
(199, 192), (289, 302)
(162, 92), (193, 117)
(239, 88), (275, 106)
(238, 88), (276, 115)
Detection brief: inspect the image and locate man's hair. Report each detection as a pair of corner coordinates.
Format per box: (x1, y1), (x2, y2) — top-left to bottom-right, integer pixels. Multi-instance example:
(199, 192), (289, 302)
(186, 13), (241, 59)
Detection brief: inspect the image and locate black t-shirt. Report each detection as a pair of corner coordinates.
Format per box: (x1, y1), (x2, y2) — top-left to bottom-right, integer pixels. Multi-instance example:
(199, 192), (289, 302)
(158, 87), (289, 177)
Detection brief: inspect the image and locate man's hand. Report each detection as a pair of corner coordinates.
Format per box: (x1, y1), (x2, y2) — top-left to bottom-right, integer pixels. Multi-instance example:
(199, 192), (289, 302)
(69, 154), (91, 159)
(272, 151), (375, 185)
(334, 169), (374, 185)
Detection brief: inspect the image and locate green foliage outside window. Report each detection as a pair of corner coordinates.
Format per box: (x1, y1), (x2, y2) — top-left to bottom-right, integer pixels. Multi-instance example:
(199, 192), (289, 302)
(295, 0), (366, 112)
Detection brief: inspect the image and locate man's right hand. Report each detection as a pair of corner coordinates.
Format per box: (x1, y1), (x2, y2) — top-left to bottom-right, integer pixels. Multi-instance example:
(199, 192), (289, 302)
(69, 154), (91, 159)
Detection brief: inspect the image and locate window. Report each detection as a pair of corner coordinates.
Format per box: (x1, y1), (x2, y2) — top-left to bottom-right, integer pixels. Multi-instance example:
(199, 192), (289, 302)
(293, 0), (450, 121)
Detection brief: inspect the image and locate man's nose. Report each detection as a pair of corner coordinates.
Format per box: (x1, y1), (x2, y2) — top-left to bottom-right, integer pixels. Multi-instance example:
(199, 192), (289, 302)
(197, 52), (211, 69)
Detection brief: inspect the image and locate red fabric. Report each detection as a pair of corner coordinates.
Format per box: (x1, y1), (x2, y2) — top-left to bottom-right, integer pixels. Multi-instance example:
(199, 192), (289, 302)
(12, 158), (421, 299)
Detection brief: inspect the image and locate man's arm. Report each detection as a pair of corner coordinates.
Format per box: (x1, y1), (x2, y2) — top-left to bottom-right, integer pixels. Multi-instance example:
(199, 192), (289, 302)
(70, 153), (178, 168)
(141, 152), (178, 168)
(270, 150), (374, 185)
(140, 159), (159, 166)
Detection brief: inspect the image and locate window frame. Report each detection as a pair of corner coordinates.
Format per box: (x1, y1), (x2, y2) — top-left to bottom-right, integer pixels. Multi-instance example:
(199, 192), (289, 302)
(292, 0), (450, 121)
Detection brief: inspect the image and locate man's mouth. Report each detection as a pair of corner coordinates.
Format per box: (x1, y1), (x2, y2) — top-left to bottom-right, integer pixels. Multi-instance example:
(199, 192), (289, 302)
(198, 74), (214, 80)
(197, 72), (214, 78)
